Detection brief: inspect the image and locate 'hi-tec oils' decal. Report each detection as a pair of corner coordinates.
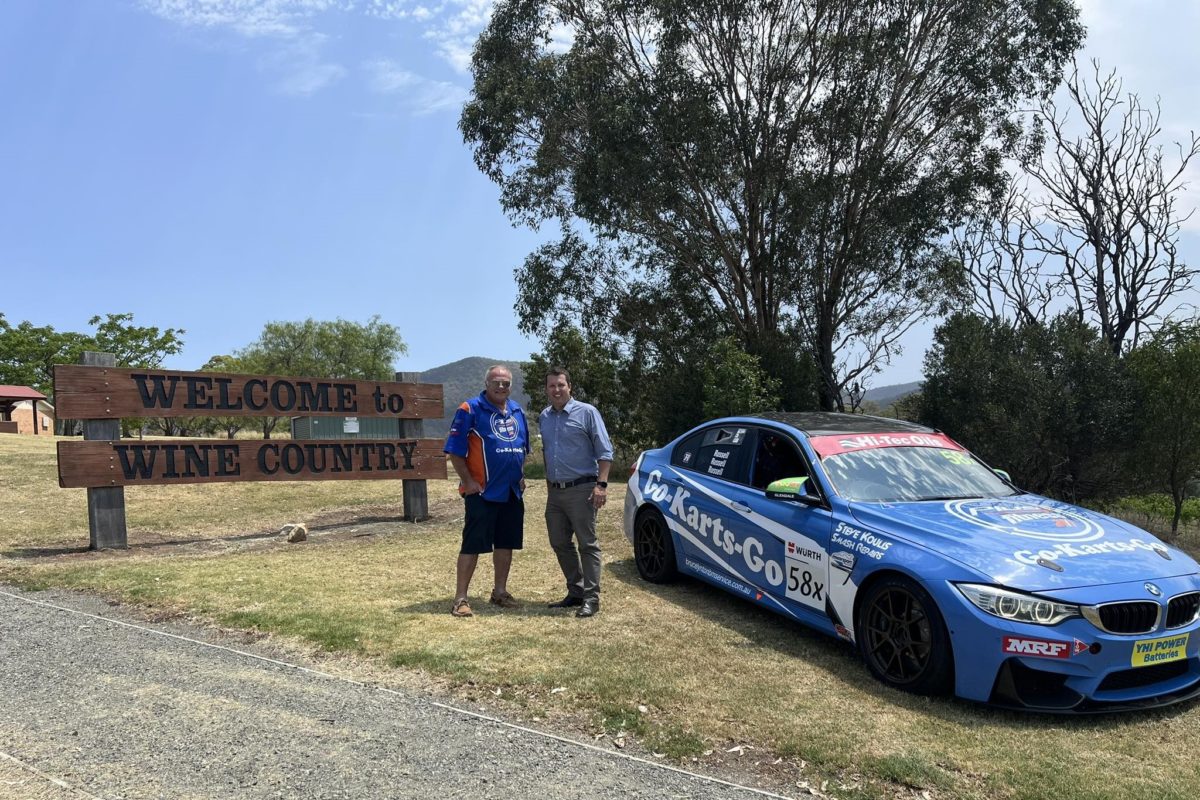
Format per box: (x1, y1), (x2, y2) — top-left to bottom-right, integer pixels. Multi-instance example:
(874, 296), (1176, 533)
(641, 469), (828, 614)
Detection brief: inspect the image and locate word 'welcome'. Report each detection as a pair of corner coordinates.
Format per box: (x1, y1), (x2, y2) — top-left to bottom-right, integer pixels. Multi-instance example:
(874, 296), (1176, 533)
(53, 366), (443, 420)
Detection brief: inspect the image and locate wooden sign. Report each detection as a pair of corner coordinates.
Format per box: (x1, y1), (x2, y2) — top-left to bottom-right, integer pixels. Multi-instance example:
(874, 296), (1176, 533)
(58, 438), (448, 488)
(53, 365), (443, 420)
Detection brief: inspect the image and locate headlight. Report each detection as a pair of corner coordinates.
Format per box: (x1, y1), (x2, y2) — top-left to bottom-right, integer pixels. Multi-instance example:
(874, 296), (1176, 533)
(956, 583), (1079, 626)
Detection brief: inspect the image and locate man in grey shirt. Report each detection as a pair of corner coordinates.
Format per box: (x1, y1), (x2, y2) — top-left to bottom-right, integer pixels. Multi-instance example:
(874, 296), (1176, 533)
(540, 367), (613, 618)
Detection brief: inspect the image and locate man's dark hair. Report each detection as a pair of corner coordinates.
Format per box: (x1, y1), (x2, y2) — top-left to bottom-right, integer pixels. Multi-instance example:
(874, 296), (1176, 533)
(546, 366), (571, 384)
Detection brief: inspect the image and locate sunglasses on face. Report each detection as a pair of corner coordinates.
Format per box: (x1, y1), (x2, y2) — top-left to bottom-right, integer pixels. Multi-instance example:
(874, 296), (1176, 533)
(488, 380), (512, 388)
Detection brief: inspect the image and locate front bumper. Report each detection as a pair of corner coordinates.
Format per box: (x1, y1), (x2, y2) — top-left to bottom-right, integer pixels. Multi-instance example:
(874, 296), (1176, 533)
(940, 576), (1200, 712)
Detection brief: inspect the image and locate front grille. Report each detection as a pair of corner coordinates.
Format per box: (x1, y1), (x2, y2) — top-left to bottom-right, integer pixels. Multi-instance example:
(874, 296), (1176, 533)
(1097, 660), (1190, 692)
(1089, 601), (1160, 634)
(1167, 593), (1200, 629)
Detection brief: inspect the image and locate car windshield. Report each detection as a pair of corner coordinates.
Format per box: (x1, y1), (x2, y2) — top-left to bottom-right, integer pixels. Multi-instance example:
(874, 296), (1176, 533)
(820, 446), (1015, 503)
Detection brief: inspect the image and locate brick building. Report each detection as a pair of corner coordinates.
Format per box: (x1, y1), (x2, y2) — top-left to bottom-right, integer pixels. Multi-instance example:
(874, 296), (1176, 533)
(0, 386), (54, 435)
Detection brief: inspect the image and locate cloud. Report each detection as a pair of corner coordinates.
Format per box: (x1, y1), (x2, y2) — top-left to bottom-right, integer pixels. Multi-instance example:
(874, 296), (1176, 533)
(365, 59), (469, 114)
(139, 0), (345, 38)
(422, 0), (495, 73)
(267, 34), (350, 95)
(139, 0), (498, 96)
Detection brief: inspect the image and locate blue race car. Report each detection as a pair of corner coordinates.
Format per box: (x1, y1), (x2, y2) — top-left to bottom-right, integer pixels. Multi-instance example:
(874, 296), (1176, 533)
(623, 412), (1200, 712)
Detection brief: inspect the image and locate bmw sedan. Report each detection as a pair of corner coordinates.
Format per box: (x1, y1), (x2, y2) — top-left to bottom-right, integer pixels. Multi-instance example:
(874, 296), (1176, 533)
(623, 412), (1200, 712)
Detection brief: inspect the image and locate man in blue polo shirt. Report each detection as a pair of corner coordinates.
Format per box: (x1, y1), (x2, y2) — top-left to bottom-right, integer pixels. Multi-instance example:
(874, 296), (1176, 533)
(540, 367), (613, 618)
(444, 364), (529, 617)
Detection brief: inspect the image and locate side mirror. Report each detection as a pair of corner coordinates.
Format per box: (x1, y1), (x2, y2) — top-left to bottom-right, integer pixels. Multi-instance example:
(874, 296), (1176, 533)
(766, 477), (821, 505)
(994, 468), (1013, 484)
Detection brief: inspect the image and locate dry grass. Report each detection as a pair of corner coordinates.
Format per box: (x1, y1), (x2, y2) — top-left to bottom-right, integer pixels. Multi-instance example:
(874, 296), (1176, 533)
(4, 434), (1200, 799)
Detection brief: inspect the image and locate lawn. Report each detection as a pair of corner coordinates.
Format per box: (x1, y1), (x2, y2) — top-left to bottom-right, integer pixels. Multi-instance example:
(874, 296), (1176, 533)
(3, 434), (1200, 800)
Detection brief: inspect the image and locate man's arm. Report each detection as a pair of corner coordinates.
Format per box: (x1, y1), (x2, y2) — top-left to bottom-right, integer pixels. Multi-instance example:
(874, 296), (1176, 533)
(448, 454), (483, 495)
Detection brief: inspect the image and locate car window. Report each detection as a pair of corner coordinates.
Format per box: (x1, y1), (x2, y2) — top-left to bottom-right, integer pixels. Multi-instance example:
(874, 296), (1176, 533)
(821, 446), (1014, 502)
(673, 425), (753, 484)
(670, 429), (706, 469)
(750, 431), (810, 490)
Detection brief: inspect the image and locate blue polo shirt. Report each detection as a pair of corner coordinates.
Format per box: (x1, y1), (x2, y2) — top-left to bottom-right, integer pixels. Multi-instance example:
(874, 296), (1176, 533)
(539, 398), (614, 483)
(444, 392), (529, 502)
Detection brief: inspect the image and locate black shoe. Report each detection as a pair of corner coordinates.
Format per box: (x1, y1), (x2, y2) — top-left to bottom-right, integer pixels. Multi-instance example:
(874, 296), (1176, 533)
(576, 599), (599, 618)
(548, 595), (584, 608)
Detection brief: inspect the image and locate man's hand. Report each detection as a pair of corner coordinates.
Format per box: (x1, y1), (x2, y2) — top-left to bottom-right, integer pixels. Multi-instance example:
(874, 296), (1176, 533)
(590, 485), (607, 510)
(462, 477), (484, 495)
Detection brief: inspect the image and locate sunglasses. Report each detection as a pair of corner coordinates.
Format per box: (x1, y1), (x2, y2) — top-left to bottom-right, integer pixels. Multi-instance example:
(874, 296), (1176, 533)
(488, 380), (512, 388)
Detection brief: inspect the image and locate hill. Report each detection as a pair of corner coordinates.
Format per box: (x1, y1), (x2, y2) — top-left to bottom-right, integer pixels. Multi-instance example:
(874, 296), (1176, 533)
(862, 380), (922, 408)
(415, 360), (922, 436)
(418, 357), (531, 437)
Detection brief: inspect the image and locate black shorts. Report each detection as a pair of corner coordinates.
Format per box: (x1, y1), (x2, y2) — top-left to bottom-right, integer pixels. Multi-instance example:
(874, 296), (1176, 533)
(461, 492), (524, 554)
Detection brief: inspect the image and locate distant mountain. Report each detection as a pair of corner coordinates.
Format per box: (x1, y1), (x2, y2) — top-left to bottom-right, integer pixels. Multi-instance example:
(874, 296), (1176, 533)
(415, 360), (921, 436)
(863, 380), (922, 408)
(418, 357), (532, 438)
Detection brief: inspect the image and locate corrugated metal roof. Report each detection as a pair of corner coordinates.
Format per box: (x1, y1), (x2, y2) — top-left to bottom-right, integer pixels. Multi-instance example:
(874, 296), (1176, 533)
(0, 385), (47, 400)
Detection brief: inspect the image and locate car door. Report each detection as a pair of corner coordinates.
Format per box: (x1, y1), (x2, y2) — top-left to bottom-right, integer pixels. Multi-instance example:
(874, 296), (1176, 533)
(666, 424), (758, 579)
(742, 427), (836, 620)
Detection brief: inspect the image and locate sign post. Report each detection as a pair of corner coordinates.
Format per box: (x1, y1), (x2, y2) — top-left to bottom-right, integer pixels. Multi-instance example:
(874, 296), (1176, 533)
(81, 351), (129, 549)
(55, 357), (446, 549)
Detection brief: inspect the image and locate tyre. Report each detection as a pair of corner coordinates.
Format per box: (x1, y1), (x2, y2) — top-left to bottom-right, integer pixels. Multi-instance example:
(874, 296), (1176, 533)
(857, 575), (953, 695)
(633, 507), (679, 583)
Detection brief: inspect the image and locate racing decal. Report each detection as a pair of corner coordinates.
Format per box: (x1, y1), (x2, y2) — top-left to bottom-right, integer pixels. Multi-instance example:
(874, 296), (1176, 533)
(944, 499), (1103, 542)
(808, 432), (961, 457)
(685, 558), (754, 598)
(640, 469), (829, 615)
(1012, 538), (1160, 566)
(785, 541), (825, 606)
(830, 521), (892, 561)
(830, 551), (856, 573)
(1002, 636), (1075, 659)
(1132, 633), (1189, 667)
(707, 448), (731, 477)
(490, 413), (520, 442)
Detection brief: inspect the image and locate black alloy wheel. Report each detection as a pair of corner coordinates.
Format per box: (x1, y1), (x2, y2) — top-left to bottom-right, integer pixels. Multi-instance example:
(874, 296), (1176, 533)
(634, 508), (678, 583)
(858, 576), (952, 695)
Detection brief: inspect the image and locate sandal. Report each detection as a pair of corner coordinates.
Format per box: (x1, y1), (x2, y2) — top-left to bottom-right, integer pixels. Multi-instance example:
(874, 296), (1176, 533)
(450, 598), (473, 617)
(489, 590), (520, 608)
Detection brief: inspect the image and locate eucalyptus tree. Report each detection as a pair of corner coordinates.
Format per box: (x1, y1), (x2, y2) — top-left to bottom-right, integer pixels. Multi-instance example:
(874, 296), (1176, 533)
(463, 0), (1082, 410)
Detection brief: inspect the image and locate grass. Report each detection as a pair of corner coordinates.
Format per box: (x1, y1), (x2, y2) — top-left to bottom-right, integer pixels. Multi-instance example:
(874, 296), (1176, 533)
(4, 433), (1200, 799)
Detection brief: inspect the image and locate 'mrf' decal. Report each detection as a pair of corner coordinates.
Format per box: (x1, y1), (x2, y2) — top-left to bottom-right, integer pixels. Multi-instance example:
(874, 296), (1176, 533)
(1002, 636), (1076, 659)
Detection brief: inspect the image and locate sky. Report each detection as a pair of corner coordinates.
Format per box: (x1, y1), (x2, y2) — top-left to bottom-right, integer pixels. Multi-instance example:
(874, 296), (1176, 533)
(2, 0), (1198, 387)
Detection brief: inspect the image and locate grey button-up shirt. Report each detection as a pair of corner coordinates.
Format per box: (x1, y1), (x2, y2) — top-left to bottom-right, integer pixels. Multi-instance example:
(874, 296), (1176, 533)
(539, 398), (614, 483)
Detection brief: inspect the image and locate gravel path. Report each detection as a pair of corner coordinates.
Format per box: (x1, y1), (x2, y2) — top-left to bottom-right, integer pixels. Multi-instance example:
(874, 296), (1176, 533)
(0, 586), (797, 800)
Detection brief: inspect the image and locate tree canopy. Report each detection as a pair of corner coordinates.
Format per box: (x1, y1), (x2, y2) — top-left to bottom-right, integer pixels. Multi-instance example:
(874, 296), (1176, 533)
(0, 313), (184, 398)
(464, 0), (1083, 412)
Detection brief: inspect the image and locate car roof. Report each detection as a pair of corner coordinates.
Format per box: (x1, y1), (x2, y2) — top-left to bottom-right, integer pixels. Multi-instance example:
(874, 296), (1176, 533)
(748, 411), (935, 437)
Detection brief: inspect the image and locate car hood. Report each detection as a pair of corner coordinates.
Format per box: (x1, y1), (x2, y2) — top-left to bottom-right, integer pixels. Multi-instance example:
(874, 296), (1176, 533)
(848, 494), (1199, 592)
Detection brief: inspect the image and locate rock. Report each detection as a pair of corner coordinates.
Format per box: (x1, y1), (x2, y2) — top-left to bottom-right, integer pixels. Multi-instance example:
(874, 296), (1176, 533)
(282, 523), (308, 543)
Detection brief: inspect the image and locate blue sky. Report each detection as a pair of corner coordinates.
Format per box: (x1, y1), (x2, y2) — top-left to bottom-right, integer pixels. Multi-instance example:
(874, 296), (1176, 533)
(2, 1), (1197, 386)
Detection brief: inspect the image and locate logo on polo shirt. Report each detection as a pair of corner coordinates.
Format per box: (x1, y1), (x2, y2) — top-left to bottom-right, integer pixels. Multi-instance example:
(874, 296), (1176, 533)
(491, 413), (519, 442)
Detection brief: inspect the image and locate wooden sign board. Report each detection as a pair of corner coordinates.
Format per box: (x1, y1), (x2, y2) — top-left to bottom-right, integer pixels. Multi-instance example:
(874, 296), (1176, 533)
(58, 438), (448, 488)
(54, 365), (443, 420)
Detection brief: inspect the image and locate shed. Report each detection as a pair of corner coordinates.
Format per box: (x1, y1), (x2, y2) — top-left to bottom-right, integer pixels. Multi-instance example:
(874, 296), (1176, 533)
(0, 386), (51, 435)
(290, 416), (402, 440)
